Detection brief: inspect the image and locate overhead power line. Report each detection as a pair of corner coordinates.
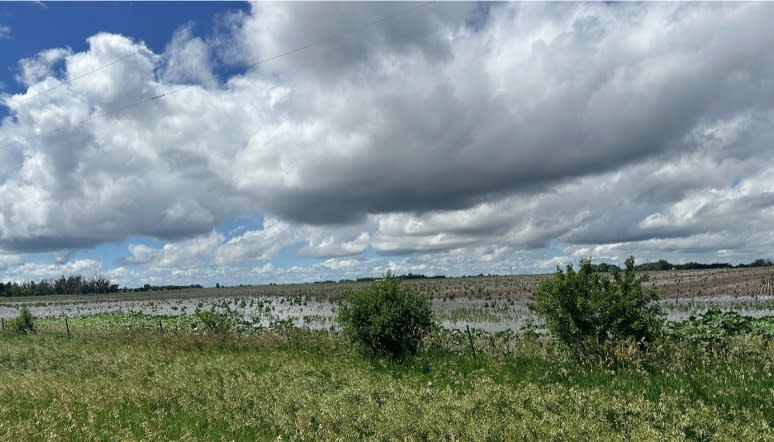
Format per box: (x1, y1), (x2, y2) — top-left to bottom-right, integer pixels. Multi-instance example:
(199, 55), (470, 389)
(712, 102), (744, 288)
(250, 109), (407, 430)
(243, 1), (436, 71)
(19, 52), (140, 104)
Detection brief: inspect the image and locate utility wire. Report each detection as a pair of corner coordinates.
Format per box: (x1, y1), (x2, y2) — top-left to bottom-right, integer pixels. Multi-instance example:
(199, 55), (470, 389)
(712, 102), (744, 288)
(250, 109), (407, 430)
(243, 1), (435, 71)
(18, 52), (140, 104)
(26, 1), (437, 138)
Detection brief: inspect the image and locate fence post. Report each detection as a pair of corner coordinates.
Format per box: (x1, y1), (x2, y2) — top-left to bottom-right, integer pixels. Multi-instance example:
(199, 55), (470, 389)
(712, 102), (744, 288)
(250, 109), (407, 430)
(1, 318), (4, 331)
(466, 325), (477, 359)
(159, 319), (163, 333)
(65, 317), (70, 337)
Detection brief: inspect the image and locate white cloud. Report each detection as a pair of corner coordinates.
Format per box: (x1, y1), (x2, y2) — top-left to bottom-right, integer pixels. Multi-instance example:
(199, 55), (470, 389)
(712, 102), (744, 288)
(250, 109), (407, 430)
(127, 232), (222, 268)
(160, 24), (218, 87)
(2, 259), (103, 283)
(2, 3), (774, 284)
(215, 217), (297, 264)
(0, 25), (10, 40)
(15, 47), (71, 87)
(0, 253), (23, 271)
(298, 232), (371, 259)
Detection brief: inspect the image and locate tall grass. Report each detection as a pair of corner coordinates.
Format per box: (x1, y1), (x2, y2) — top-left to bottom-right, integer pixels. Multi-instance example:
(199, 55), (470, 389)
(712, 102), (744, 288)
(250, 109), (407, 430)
(1, 318), (773, 440)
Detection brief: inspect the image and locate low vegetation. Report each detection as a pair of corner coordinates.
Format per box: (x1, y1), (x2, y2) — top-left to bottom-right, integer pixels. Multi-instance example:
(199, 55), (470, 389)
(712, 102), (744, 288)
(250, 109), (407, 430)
(663, 309), (774, 342)
(1, 312), (772, 440)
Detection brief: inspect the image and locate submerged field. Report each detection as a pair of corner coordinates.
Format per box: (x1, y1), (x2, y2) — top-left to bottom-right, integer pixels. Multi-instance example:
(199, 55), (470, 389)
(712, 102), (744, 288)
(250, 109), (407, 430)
(3, 267), (774, 332)
(1, 317), (773, 441)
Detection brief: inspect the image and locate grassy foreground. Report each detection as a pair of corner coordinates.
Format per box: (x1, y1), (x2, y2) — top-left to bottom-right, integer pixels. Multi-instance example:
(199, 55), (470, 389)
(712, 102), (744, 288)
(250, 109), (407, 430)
(1, 322), (773, 441)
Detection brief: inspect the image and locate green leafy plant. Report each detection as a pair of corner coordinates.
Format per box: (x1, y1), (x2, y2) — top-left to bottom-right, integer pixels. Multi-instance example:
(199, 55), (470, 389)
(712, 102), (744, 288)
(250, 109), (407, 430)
(337, 271), (434, 359)
(194, 304), (255, 334)
(662, 310), (774, 343)
(519, 317), (541, 339)
(532, 257), (662, 357)
(13, 305), (35, 333)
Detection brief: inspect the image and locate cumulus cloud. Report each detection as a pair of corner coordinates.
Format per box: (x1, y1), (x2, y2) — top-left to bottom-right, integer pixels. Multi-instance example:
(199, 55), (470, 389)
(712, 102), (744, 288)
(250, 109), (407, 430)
(215, 217), (297, 264)
(127, 232), (222, 268)
(2, 2), (774, 284)
(0, 253), (23, 271)
(2, 259), (103, 283)
(227, 2), (774, 226)
(235, 2), (470, 81)
(160, 24), (218, 87)
(298, 232), (371, 259)
(0, 25), (10, 40)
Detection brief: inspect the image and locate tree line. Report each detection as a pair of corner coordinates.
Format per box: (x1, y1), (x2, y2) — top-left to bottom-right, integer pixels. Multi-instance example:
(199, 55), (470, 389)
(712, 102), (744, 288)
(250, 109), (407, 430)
(0, 275), (203, 297)
(314, 274), (447, 284)
(590, 258), (774, 273)
(0, 275), (119, 297)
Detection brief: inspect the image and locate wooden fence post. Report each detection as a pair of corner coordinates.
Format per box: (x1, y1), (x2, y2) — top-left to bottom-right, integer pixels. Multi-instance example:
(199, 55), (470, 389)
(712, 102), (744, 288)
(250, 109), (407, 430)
(65, 317), (70, 337)
(466, 325), (477, 359)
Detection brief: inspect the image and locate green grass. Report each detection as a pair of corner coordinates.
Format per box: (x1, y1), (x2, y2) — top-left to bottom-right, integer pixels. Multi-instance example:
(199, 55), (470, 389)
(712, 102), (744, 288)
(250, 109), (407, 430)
(1, 317), (773, 440)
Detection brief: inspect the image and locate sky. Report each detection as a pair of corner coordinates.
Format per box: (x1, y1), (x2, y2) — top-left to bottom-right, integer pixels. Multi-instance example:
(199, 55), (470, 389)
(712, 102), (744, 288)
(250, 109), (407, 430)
(1, 2), (774, 287)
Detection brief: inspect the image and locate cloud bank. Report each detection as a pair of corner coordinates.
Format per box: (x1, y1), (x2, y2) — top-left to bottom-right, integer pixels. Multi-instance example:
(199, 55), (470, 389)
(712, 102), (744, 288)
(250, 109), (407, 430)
(1, 2), (774, 285)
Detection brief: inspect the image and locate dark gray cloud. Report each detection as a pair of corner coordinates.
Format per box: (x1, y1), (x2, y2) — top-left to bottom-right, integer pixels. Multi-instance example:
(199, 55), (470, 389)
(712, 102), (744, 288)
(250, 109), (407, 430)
(238, 2), (472, 81)
(231, 2), (774, 225)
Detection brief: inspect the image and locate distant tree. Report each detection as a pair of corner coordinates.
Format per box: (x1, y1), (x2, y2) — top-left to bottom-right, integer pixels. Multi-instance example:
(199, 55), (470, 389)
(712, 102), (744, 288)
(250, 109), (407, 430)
(740, 258), (774, 268)
(590, 262), (621, 273)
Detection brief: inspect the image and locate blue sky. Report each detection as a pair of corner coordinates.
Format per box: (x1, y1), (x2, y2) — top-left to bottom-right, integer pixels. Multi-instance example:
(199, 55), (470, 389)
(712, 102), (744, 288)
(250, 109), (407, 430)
(0, 2), (249, 115)
(1, 2), (773, 287)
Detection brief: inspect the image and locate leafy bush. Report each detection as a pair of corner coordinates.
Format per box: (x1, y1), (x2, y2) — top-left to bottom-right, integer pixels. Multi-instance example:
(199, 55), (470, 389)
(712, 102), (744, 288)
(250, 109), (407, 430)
(13, 305), (35, 333)
(337, 271), (434, 359)
(532, 257), (662, 357)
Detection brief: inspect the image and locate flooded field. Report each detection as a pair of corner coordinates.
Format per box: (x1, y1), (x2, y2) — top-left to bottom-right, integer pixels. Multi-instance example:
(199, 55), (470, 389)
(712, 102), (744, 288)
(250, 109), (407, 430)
(3, 268), (774, 331)
(3, 291), (773, 332)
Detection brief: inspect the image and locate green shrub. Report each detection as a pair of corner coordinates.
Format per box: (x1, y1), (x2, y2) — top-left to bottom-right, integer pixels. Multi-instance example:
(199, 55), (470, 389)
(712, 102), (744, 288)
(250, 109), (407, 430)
(13, 305), (35, 333)
(337, 271), (434, 359)
(532, 257), (662, 357)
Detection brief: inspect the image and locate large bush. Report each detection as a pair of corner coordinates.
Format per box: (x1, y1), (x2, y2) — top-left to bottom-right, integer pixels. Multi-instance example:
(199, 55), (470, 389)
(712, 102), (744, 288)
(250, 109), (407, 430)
(533, 257), (662, 356)
(337, 271), (434, 359)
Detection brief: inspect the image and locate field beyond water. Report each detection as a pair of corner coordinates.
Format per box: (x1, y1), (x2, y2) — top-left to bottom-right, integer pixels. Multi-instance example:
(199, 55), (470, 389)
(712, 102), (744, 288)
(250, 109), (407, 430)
(1, 314), (774, 441)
